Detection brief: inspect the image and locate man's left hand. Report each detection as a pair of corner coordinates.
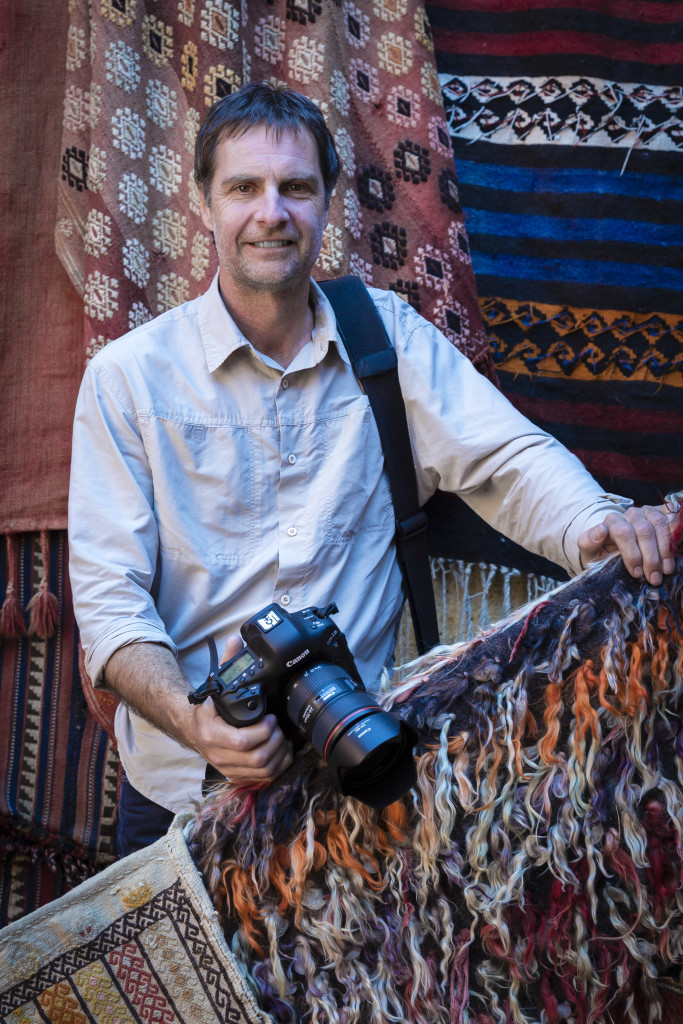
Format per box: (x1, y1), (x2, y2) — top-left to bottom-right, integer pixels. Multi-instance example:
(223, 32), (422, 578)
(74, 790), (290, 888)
(577, 504), (677, 585)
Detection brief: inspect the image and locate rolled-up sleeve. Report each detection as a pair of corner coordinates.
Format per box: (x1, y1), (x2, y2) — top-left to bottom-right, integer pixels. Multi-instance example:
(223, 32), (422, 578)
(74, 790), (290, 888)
(372, 290), (632, 577)
(68, 360), (176, 687)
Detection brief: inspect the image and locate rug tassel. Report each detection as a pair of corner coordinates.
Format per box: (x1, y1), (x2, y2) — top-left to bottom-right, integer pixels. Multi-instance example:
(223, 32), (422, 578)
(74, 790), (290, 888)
(26, 531), (59, 639)
(0, 534), (27, 640)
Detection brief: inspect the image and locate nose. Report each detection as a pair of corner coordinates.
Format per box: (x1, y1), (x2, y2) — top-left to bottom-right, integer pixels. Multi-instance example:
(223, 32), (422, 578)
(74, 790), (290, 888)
(254, 185), (289, 226)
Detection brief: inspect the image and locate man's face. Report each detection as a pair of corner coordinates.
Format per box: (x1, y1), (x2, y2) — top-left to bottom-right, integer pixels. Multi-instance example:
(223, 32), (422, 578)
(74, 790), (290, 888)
(199, 123), (329, 300)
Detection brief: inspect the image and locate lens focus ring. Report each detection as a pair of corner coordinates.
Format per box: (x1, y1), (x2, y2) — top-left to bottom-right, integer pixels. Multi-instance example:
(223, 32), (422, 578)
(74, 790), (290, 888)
(285, 663), (356, 726)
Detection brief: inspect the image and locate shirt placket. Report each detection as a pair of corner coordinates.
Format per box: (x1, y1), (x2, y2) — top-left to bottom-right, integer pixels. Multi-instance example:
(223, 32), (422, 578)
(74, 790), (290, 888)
(273, 372), (308, 609)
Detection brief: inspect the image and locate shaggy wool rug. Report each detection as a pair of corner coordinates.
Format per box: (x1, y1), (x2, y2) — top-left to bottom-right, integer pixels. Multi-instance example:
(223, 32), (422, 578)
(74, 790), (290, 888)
(2, 547), (683, 1022)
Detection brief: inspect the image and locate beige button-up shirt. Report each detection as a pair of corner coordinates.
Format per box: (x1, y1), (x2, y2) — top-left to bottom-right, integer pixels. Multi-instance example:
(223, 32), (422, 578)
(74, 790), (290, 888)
(69, 275), (630, 811)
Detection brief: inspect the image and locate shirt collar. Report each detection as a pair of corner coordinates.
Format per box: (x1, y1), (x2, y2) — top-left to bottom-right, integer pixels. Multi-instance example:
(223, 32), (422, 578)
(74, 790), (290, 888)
(198, 272), (351, 373)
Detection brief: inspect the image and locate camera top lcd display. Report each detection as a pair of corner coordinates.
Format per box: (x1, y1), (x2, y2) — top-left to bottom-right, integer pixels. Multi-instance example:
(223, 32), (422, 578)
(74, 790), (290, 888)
(219, 649), (256, 687)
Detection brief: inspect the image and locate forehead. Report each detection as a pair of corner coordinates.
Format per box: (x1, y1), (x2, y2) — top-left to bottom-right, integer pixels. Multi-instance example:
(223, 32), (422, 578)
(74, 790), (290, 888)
(211, 122), (323, 180)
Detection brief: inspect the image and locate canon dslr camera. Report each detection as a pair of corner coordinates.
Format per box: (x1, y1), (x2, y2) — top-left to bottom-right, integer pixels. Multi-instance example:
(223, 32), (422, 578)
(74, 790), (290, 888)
(189, 601), (417, 808)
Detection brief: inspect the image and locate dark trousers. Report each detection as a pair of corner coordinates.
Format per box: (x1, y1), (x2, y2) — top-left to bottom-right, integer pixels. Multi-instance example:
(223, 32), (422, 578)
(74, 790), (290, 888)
(116, 772), (175, 858)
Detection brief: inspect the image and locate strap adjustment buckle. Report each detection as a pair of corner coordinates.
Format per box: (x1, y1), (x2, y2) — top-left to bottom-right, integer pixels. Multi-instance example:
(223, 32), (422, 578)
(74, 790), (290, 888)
(395, 510), (428, 542)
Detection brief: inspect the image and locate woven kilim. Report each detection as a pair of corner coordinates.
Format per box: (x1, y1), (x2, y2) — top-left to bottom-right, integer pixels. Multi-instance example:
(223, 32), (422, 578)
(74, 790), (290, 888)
(0, 532), (119, 926)
(0, 815), (269, 1024)
(423, 0), (683, 572)
(56, 0), (493, 379)
(188, 545), (683, 1023)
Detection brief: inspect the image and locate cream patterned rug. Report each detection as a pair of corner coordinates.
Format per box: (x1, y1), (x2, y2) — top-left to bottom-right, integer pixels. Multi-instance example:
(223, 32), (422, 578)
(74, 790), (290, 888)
(0, 815), (269, 1024)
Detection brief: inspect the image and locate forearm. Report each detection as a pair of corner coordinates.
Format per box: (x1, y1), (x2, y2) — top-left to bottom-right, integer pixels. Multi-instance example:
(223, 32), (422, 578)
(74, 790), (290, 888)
(104, 642), (195, 749)
(104, 640), (294, 784)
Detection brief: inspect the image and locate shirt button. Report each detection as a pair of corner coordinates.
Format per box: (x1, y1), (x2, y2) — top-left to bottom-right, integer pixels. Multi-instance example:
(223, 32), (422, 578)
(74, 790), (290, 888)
(287, 527), (297, 537)
(281, 595), (291, 605)
(287, 453), (297, 465)
(281, 378), (289, 389)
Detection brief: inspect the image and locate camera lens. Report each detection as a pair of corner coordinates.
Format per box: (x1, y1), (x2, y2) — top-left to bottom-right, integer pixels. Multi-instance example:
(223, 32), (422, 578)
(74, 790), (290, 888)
(284, 663), (417, 809)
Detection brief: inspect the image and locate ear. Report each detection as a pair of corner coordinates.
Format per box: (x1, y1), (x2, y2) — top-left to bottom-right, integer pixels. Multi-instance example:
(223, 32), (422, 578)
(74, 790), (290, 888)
(199, 191), (214, 234)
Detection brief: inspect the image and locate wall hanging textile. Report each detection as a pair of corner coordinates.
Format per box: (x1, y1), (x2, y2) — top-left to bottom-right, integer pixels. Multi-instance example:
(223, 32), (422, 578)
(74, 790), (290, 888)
(423, 0), (683, 572)
(0, 533), (119, 925)
(0, 2), (83, 536)
(55, 0), (492, 382)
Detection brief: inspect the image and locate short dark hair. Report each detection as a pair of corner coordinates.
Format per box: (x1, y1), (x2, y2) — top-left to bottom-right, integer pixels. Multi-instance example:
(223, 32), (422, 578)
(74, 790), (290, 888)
(195, 82), (340, 207)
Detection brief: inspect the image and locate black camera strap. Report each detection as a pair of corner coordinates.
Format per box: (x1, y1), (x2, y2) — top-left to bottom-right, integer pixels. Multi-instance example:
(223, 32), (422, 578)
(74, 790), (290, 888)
(319, 275), (440, 655)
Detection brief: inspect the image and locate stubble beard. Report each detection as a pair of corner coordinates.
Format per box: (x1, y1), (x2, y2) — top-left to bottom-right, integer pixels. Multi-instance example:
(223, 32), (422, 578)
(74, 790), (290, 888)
(216, 224), (325, 298)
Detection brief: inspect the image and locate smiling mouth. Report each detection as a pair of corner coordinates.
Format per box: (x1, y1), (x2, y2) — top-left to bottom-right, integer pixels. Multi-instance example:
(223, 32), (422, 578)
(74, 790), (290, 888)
(250, 240), (294, 248)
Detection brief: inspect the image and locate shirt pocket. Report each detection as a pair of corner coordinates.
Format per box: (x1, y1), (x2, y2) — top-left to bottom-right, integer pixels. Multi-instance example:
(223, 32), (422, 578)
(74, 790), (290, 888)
(143, 416), (257, 569)
(319, 400), (394, 544)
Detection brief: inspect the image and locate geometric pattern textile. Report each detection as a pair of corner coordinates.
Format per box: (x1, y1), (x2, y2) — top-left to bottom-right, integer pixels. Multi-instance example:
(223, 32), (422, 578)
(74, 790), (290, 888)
(427, 0), (683, 513)
(0, 815), (269, 1024)
(56, 0), (493, 379)
(0, 531), (119, 927)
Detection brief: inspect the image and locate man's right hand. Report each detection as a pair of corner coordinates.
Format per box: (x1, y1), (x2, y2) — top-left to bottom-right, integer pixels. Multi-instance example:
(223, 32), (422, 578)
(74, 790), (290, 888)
(186, 632), (293, 786)
(104, 638), (293, 788)
(188, 699), (293, 786)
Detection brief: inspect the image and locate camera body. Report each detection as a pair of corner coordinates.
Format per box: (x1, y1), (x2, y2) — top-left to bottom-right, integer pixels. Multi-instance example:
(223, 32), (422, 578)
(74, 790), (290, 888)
(189, 601), (417, 808)
(200, 602), (361, 731)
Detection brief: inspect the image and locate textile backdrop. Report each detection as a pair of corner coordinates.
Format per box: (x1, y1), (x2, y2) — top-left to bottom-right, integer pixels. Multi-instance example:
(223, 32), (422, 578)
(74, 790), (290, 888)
(424, 0), (683, 569)
(55, 0), (490, 376)
(0, 3), (83, 536)
(1, 0), (681, 926)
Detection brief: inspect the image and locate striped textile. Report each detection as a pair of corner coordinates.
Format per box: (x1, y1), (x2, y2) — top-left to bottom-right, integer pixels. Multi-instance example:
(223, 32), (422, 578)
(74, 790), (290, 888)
(426, 1), (682, 529)
(0, 532), (119, 926)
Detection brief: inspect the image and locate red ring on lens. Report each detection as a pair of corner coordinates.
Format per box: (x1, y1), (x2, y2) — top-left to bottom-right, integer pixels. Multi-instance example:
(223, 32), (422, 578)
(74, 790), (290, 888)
(322, 705), (378, 760)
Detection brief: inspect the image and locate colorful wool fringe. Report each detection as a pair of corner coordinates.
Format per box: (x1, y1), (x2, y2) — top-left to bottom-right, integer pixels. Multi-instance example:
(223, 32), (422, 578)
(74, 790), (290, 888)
(189, 548), (683, 1023)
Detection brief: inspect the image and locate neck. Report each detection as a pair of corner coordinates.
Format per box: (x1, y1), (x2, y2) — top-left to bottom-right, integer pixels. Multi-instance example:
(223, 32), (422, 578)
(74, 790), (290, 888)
(218, 275), (314, 368)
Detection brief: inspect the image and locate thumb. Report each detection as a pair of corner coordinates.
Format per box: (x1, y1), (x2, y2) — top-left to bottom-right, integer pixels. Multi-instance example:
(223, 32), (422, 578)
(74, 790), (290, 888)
(220, 632), (244, 664)
(578, 522), (610, 560)
(588, 524), (608, 546)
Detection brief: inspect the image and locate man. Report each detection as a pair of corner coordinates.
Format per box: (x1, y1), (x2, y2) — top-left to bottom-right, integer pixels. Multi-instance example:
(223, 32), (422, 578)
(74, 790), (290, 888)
(68, 83), (675, 856)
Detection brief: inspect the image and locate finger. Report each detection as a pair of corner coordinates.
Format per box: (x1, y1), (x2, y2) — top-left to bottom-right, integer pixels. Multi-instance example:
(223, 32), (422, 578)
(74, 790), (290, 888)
(609, 507), (671, 585)
(211, 708), (282, 752)
(192, 701), (277, 758)
(642, 505), (675, 575)
(197, 706), (292, 778)
(214, 735), (294, 784)
(220, 633), (243, 664)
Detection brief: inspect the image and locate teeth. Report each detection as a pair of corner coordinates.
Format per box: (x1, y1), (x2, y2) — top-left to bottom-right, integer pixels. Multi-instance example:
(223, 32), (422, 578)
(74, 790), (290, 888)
(253, 240), (291, 248)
